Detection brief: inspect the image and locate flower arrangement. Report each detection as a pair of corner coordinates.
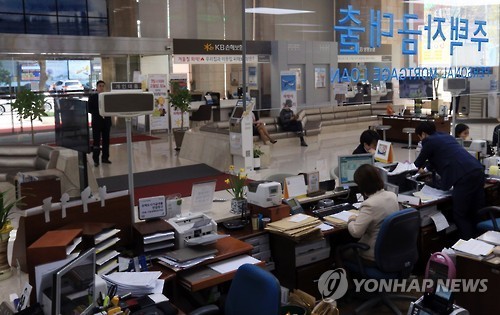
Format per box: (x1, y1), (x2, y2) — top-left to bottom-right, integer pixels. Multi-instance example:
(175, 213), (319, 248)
(224, 165), (248, 200)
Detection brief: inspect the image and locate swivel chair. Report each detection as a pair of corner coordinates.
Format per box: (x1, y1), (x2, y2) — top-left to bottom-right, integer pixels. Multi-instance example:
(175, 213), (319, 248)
(189, 263), (281, 315)
(339, 208), (420, 315)
(476, 206), (500, 233)
(190, 105), (212, 128)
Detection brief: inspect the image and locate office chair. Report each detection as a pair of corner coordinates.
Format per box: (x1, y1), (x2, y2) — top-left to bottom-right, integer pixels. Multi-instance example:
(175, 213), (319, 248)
(476, 206), (500, 233)
(190, 105), (212, 128)
(189, 263), (281, 315)
(339, 208), (420, 315)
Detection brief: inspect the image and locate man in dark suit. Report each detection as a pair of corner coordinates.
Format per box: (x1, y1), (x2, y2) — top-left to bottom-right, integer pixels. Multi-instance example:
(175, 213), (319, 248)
(88, 80), (111, 167)
(353, 129), (380, 155)
(414, 122), (484, 239)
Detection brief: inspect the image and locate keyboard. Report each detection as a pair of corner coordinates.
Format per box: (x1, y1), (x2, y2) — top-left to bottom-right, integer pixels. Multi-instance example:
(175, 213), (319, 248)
(312, 203), (355, 219)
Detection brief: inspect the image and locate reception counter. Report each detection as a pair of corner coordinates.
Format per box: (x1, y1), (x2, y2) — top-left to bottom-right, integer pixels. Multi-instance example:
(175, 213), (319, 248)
(378, 115), (451, 144)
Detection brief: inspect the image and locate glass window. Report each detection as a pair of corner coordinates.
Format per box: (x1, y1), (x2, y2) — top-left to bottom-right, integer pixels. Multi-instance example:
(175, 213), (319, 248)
(25, 15), (57, 35)
(88, 0), (108, 18)
(58, 15), (89, 36)
(0, 0), (23, 13)
(24, 0), (56, 14)
(57, 0), (87, 16)
(88, 18), (108, 36)
(0, 13), (24, 33)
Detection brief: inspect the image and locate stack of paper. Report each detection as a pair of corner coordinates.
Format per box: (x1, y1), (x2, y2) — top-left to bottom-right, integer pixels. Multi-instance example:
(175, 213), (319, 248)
(413, 185), (451, 203)
(452, 239), (495, 260)
(265, 214), (322, 241)
(156, 247), (218, 271)
(102, 271), (164, 297)
(388, 162), (417, 175)
(323, 210), (359, 227)
(477, 230), (500, 246)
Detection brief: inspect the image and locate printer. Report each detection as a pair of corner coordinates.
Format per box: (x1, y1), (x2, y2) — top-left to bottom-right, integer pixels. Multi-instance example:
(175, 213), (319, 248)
(247, 181), (282, 208)
(167, 213), (218, 249)
(463, 140), (487, 157)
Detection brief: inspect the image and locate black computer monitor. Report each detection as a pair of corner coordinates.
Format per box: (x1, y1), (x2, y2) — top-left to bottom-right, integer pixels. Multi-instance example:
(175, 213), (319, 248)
(52, 249), (96, 315)
(55, 98), (90, 154)
(231, 105), (244, 119)
(338, 154), (374, 186)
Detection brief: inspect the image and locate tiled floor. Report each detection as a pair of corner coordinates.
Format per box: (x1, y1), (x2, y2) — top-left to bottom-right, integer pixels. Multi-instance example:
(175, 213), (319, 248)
(1, 119), (498, 312)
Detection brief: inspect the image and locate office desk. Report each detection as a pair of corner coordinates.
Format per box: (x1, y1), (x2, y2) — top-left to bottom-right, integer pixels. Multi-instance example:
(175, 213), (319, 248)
(378, 115), (451, 144)
(455, 255), (500, 314)
(155, 237), (256, 292)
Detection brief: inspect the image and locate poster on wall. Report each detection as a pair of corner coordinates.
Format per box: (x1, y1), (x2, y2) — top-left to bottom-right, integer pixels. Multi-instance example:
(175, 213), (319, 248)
(314, 67), (326, 88)
(289, 68), (302, 90)
(169, 73), (190, 130)
(68, 60), (91, 81)
(280, 71), (297, 112)
(148, 74), (170, 131)
(248, 66), (257, 86)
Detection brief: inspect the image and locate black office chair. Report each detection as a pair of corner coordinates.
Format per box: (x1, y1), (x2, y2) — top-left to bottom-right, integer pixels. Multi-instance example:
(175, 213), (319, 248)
(349, 92), (364, 105)
(190, 105), (212, 128)
(339, 208), (420, 315)
(476, 206), (500, 233)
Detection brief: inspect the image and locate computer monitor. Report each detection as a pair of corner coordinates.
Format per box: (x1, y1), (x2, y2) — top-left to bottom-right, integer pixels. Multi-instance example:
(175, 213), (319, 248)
(231, 105), (244, 119)
(338, 154), (374, 186)
(53, 249), (96, 315)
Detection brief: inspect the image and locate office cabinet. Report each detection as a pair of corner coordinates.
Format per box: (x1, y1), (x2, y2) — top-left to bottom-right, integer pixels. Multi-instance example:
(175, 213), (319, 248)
(269, 234), (333, 298)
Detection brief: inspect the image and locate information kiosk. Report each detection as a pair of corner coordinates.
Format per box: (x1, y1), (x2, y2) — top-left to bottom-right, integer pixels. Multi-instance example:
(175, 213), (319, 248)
(229, 99), (254, 173)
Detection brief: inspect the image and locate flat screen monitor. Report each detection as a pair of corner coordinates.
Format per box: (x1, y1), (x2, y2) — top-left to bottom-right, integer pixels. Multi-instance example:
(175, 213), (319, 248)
(231, 106), (244, 119)
(53, 249), (96, 315)
(55, 98), (91, 154)
(190, 94), (203, 102)
(338, 154), (374, 186)
(399, 77), (433, 99)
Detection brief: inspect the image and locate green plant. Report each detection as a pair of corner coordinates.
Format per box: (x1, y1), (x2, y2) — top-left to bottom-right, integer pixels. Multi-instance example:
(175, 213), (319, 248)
(224, 165), (248, 200)
(11, 90), (48, 144)
(0, 190), (22, 235)
(253, 146), (264, 158)
(168, 81), (191, 129)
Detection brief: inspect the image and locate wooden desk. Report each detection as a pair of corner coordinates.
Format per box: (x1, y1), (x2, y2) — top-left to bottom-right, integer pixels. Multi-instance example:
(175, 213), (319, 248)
(378, 115), (450, 144)
(455, 255), (500, 314)
(155, 237), (256, 292)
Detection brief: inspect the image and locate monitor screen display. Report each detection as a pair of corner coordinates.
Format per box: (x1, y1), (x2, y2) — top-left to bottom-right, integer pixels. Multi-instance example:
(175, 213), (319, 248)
(53, 249), (96, 315)
(55, 98), (91, 153)
(338, 154), (374, 186)
(231, 105), (244, 119)
(399, 78), (433, 99)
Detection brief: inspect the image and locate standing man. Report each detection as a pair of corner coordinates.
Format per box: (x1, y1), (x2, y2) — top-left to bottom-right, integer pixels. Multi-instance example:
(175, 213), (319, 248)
(88, 80), (111, 167)
(414, 121), (484, 239)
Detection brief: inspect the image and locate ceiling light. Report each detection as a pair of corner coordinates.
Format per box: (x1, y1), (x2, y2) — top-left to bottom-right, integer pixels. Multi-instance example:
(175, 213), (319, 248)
(405, 0), (500, 6)
(245, 7), (314, 15)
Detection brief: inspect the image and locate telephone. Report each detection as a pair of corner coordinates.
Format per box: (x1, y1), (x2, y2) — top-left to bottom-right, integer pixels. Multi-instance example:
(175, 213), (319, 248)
(284, 197), (304, 215)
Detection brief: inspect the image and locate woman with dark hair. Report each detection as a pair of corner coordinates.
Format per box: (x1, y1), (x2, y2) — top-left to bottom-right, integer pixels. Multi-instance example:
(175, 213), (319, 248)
(345, 164), (399, 261)
(454, 123), (469, 140)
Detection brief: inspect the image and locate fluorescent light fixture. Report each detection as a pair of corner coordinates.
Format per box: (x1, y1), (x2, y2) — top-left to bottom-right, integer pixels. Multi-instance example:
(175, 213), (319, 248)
(296, 30), (331, 33)
(405, 0), (500, 6)
(245, 7), (314, 15)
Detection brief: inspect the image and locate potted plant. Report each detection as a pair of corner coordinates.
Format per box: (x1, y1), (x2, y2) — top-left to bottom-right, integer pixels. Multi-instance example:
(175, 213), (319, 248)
(11, 90), (49, 144)
(224, 165), (248, 214)
(0, 190), (22, 280)
(168, 81), (191, 150)
(253, 146), (264, 170)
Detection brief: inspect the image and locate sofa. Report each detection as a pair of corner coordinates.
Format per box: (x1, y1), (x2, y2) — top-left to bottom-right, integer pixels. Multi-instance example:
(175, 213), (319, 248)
(0, 145), (59, 183)
(200, 104), (378, 140)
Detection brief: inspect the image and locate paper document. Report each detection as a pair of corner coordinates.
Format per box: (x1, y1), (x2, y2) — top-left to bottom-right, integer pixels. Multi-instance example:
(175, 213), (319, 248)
(430, 211), (449, 232)
(477, 231), (500, 246)
(414, 185), (451, 202)
(352, 202), (362, 209)
(318, 223), (334, 231)
(388, 162), (417, 175)
(289, 213), (309, 223)
(208, 255), (260, 274)
(452, 239), (495, 256)
(329, 210), (356, 222)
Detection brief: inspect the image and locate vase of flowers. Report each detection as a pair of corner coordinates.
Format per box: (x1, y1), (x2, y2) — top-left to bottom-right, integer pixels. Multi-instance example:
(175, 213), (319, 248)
(253, 146), (264, 170)
(225, 165), (248, 214)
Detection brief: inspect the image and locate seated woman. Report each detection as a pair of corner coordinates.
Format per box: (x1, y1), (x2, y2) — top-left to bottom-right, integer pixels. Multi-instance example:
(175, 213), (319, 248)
(454, 123), (470, 140)
(345, 164), (399, 262)
(352, 129), (380, 155)
(279, 99), (307, 147)
(252, 111), (277, 145)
